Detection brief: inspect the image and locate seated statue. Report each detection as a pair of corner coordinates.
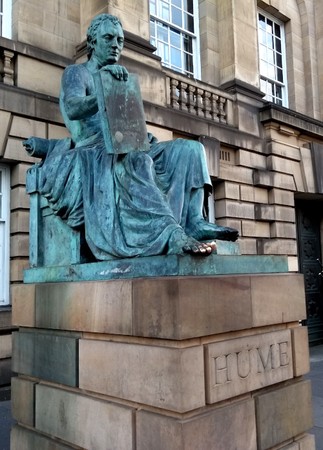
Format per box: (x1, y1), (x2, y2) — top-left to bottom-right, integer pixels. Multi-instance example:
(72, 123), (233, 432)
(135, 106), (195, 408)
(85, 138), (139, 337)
(24, 13), (238, 261)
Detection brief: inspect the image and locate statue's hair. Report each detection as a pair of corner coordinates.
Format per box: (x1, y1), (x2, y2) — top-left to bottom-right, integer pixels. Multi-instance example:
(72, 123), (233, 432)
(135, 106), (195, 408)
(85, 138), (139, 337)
(87, 14), (123, 58)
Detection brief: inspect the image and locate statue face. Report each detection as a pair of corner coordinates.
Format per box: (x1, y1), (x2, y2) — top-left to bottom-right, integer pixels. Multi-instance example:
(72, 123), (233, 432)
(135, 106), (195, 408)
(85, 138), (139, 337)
(92, 20), (124, 66)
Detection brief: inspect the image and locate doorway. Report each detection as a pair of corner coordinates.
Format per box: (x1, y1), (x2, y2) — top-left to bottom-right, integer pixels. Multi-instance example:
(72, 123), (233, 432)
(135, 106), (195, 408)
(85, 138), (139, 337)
(296, 199), (323, 345)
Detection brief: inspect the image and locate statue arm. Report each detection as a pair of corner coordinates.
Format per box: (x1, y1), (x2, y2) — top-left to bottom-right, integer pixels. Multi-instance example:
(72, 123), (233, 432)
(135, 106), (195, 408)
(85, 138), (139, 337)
(61, 65), (98, 121)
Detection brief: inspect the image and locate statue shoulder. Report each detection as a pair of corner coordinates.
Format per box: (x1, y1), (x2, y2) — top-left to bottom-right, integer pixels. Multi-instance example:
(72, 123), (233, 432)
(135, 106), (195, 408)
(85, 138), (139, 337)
(62, 63), (91, 87)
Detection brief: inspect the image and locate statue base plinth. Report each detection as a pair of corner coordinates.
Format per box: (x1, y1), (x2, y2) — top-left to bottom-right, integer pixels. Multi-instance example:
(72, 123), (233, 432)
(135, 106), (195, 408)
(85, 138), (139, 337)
(11, 266), (316, 449)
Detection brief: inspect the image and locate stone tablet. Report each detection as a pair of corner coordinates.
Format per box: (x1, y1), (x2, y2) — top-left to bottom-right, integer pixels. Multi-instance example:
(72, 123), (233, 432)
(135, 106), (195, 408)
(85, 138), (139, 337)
(94, 71), (150, 154)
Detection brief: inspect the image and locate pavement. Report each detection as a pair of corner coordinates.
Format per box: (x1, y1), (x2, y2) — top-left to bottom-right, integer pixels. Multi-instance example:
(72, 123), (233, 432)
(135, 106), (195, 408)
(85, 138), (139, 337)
(0, 345), (322, 450)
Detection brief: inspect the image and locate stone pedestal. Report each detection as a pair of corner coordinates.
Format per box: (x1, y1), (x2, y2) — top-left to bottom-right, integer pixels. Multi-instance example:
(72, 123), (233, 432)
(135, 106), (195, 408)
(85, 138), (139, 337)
(11, 258), (315, 449)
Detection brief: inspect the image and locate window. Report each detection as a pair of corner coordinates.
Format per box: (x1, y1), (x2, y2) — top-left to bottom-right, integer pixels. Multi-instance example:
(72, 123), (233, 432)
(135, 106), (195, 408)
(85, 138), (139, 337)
(0, 0), (12, 39)
(150, 0), (200, 78)
(0, 165), (10, 305)
(257, 11), (288, 106)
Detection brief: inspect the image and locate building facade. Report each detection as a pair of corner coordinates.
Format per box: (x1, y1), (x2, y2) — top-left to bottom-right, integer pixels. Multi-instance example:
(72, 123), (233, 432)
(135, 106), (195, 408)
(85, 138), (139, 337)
(1, 0), (323, 389)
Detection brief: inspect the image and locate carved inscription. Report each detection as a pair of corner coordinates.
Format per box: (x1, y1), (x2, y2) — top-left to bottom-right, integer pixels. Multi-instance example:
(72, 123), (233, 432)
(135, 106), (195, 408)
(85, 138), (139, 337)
(206, 330), (293, 403)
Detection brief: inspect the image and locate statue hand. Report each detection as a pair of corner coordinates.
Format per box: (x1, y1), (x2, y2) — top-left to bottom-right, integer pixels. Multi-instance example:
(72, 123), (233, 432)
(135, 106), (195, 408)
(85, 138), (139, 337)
(101, 64), (129, 81)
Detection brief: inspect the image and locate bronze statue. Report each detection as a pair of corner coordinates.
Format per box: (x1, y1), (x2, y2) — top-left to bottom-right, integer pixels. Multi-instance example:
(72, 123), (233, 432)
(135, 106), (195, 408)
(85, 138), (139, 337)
(24, 14), (238, 261)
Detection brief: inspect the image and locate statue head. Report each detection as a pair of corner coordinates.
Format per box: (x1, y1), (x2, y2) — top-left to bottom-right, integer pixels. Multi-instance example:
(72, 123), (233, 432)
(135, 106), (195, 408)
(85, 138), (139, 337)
(87, 14), (124, 64)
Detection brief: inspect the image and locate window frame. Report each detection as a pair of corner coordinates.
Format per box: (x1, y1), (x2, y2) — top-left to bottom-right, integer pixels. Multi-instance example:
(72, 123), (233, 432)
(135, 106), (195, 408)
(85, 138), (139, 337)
(150, 0), (201, 79)
(0, 164), (10, 306)
(0, 0), (12, 39)
(257, 9), (288, 107)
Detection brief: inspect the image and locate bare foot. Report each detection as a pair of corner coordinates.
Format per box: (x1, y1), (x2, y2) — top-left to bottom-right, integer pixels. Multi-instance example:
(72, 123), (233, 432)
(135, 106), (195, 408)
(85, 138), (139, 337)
(187, 220), (239, 242)
(167, 228), (217, 256)
(182, 241), (217, 256)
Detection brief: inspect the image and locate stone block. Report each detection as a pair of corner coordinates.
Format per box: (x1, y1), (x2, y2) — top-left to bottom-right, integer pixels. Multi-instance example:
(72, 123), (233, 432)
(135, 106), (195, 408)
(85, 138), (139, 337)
(11, 164), (32, 188)
(35, 280), (132, 334)
(266, 140), (301, 161)
(132, 276), (253, 339)
(12, 330), (79, 386)
(255, 380), (313, 450)
(205, 330), (293, 403)
(10, 234), (29, 257)
(251, 273), (306, 326)
(11, 425), (78, 450)
(4, 138), (38, 164)
(242, 220), (270, 237)
(11, 377), (36, 426)
(240, 185), (268, 203)
(35, 384), (135, 450)
(10, 185), (30, 209)
(79, 339), (205, 413)
(255, 204), (275, 221)
(0, 111), (11, 157)
(219, 164), (254, 184)
(288, 256), (299, 272)
(10, 210), (30, 233)
(270, 222), (297, 238)
(0, 334), (11, 359)
(214, 181), (240, 200)
(269, 188), (295, 206)
(10, 116), (46, 139)
(11, 284), (36, 327)
(238, 237), (257, 254)
(47, 124), (71, 140)
(297, 434), (316, 450)
(136, 399), (257, 450)
(237, 149), (267, 168)
(257, 238), (298, 255)
(16, 55), (63, 97)
(215, 199), (255, 219)
(253, 170), (296, 191)
(300, 146), (316, 193)
(291, 326), (310, 376)
(267, 156), (304, 190)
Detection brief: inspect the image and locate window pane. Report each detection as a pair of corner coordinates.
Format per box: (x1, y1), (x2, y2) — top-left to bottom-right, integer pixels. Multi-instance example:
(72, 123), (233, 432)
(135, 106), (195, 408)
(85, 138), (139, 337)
(170, 28), (181, 48)
(266, 19), (273, 34)
(157, 22), (168, 42)
(157, 41), (169, 63)
(150, 0), (156, 15)
(172, 6), (182, 27)
(185, 52), (193, 74)
(275, 37), (281, 53)
(267, 49), (274, 64)
(150, 20), (156, 38)
(259, 14), (266, 29)
(161, 0), (170, 21)
(172, 0), (181, 7)
(184, 13), (194, 32)
(171, 47), (182, 68)
(277, 68), (283, 82)
(276, 53), (282, 68)
(184, 34), (192, 53)
(274, 23), (281, 38)
(183, 0), (193, 14)
(268, 63), (275, 79)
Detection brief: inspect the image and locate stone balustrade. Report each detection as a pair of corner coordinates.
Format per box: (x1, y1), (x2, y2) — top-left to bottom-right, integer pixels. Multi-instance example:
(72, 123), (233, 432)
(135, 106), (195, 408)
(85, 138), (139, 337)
(0, 44), (15, 86)
(165, 70), (234, 125)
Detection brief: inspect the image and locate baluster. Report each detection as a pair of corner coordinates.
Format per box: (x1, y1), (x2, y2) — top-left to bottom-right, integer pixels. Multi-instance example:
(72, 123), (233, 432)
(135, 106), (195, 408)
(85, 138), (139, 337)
(170, 78), (180, 110)
(196, 88), (204, 117)
(187, 85), (196, 114)
(203, 91), (212, 120)
(218, 97), (227, 124)
(2, 50), (14, 85)
(210, 93), (220, 122)
(179, 82), (188, 112)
